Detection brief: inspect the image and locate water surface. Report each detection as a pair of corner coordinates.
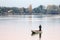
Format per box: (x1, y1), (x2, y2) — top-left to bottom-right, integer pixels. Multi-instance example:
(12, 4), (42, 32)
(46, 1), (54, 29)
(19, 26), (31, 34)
(0, 15), (60, 40)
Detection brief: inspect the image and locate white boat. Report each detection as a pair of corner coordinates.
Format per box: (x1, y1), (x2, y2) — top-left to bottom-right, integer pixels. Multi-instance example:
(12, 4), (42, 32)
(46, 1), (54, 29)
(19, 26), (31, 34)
(31, 25), (42, 38)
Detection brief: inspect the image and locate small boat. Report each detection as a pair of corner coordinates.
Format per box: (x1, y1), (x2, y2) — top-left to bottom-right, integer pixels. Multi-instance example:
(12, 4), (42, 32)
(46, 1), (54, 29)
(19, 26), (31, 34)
(31, 25), (42, 38)
(31, 30), (42, 35)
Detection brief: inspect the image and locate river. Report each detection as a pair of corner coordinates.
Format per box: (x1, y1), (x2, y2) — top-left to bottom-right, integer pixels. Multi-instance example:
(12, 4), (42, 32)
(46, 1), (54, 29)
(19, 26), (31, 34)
(0, 15), (60, 40)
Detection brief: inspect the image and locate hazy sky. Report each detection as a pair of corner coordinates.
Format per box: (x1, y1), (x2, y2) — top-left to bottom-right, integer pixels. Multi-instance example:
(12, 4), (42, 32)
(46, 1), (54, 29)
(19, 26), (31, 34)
(0, 0), (60, 8)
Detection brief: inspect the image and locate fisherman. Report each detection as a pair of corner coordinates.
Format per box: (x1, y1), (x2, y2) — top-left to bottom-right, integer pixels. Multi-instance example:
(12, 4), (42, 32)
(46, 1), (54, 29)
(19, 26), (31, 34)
(31, 25), (42, 36)
(39, 25), (42, 31)
(31, 25), (42, 39)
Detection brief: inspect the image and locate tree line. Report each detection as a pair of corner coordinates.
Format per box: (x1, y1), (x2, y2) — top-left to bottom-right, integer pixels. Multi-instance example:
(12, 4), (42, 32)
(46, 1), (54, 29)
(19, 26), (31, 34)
(0, 5), (60, 15)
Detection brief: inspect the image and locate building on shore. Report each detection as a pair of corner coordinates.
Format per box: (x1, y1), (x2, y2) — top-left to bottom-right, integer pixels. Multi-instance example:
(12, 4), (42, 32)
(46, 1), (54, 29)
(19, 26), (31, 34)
(28, 4), (32, 15)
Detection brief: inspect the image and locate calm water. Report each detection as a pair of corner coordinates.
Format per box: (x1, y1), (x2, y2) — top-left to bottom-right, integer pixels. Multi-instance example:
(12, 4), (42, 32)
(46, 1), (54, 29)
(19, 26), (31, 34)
(0, 15), (60, 40)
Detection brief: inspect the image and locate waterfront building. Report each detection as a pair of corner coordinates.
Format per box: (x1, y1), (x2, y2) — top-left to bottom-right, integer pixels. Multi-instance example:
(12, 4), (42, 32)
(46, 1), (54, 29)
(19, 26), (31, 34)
(28, 4), (32, 15)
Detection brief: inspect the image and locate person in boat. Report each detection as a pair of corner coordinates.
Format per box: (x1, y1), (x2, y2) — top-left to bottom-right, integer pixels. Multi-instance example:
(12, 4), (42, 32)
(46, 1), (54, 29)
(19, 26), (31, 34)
(39, 25), (42, 38)
(39, 25), (42, 31)
(31, 25), (42, 36)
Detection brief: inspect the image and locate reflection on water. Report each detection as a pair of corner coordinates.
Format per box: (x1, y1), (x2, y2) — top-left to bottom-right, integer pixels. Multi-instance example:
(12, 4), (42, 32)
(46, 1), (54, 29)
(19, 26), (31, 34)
(0, 15), (60, 40)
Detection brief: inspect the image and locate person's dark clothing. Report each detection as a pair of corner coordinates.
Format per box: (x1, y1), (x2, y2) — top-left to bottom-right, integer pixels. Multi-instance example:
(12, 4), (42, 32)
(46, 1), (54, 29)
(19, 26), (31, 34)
(39, 25), (42, 31)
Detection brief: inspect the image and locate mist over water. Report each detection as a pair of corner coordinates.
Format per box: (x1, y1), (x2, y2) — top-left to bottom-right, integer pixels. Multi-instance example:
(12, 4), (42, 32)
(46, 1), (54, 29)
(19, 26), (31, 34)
(0, 15), (60, 40)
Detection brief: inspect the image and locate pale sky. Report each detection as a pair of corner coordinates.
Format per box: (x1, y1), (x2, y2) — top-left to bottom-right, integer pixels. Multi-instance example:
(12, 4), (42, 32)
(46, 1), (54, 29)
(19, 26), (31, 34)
(0, 0), (60, 8)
